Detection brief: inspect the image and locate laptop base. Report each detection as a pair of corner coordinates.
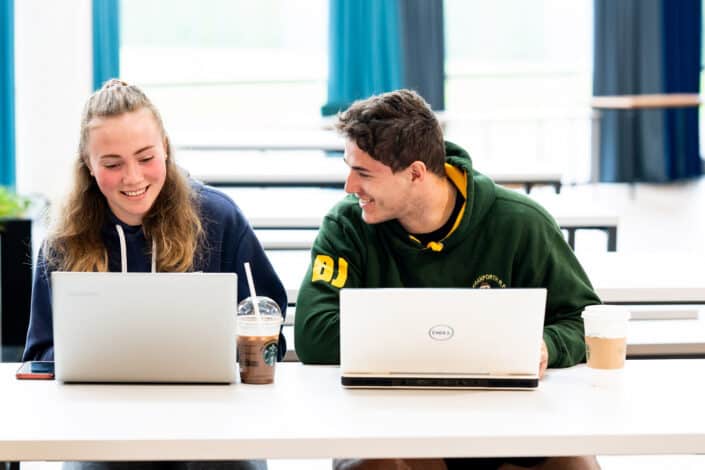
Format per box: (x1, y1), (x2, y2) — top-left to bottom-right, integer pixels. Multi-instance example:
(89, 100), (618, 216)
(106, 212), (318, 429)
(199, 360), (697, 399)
(341, 375), (539, 389)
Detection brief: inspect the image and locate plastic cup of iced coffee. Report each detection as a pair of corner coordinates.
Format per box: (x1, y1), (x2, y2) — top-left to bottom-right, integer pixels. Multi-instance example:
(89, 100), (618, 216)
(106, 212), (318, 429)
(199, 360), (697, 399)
(581, 304), (630, 370)
(236, 296), (282, 384)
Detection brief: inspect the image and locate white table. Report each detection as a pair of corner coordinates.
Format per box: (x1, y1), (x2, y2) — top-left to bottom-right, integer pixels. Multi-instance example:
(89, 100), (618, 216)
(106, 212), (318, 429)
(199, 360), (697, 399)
(270, 251), (704, 306)
(278, 310), (705, 362)
(225, 188), (618, 251)
(177, 149), (563, 193)
(590, 94), (701, 182)
(1, 360), (704, 462)
(627, 316), (705, 357)
(180, 150), (348, 188)
(279, 317), (705, 362)
(173, 130), (346, 152)
(269, 250), (705, 359)
(255, 229), (319, 250)
(270, 250), (688, 305)
(576, 252), (705, 304)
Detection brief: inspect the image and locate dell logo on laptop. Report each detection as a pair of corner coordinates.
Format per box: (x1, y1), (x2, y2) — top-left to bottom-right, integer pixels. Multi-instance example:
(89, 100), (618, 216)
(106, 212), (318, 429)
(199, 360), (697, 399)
(428, 325), (454, 341)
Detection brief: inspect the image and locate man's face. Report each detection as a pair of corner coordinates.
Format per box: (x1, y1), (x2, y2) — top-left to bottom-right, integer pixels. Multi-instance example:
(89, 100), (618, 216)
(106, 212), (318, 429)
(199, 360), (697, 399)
(343, 140), (414, 225)
(86, 108), (168, 226)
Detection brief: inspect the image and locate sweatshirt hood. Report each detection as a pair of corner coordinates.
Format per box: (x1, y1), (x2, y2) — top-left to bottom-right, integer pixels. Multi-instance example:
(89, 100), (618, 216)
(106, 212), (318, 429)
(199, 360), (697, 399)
(381, 140), (497, 253)
(106, 208), (143, 235)
(444, 140), (497, 234)
(102, 208), (156, 272)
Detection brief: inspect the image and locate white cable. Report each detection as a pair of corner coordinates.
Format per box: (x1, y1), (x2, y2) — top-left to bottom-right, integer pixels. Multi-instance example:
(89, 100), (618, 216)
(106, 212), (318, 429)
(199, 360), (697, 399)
(115, 224), (157, 273)
(151, 239), (157, 273)
(115, 224), (127, 273)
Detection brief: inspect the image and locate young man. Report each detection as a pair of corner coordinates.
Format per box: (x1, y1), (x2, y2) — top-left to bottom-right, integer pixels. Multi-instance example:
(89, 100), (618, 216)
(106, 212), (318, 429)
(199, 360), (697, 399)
(295, 90), (601, 470)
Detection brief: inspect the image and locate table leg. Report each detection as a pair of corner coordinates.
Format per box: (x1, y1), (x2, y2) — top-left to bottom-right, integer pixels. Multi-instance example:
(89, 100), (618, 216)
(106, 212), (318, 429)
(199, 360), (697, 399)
(606, 227), (618, 251)
(590, 108), (601, 182)
(567, 228), (576, 250)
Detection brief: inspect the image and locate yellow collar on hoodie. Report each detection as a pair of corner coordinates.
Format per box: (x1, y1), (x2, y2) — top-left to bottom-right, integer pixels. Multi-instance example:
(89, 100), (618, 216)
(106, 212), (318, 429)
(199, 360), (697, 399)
(407, 163), (468, 252)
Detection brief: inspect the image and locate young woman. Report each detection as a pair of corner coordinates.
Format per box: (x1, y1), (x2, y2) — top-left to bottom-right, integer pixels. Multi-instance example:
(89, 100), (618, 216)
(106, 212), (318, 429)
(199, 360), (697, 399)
(22, 79), (285, 470)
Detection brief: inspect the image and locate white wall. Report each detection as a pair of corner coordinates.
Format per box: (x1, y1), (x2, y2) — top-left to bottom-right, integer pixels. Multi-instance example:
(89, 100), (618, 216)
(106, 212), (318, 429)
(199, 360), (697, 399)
(14, 0), (92, 204)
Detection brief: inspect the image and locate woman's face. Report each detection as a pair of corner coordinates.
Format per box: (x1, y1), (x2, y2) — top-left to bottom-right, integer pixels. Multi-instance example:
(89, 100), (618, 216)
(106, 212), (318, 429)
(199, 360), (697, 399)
(86, 107), (168, 226)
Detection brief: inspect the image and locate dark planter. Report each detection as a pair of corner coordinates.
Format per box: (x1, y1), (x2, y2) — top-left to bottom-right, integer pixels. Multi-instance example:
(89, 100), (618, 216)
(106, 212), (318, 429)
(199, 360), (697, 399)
(0, 218), (32, 361)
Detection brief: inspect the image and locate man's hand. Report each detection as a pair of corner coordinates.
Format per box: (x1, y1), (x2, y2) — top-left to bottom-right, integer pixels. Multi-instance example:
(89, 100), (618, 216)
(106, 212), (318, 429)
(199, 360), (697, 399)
(539, 340), (548, 379)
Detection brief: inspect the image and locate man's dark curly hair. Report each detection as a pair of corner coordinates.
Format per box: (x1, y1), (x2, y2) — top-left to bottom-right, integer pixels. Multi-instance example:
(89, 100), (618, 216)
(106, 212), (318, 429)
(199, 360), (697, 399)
(335, 89), (445, 176)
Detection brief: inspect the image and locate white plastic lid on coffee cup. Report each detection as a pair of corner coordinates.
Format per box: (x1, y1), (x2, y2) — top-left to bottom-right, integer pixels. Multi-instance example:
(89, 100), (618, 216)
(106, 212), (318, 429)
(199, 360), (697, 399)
(581, 304), (630, 338)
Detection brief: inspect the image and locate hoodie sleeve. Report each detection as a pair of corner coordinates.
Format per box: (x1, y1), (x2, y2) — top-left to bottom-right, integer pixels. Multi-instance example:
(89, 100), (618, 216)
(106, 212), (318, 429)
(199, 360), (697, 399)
(513, 218), (601, 368)
(295, 214), (365, 364)
(22, 246), (55, 361)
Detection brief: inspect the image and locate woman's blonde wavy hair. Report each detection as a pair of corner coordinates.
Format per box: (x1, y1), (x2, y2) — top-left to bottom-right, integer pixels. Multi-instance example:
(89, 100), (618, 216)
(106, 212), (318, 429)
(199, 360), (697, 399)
(45, 79), (203, 272)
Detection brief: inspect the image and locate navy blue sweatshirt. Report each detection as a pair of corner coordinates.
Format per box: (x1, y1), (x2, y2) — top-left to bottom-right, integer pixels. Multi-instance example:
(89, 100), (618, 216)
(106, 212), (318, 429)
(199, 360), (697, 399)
(22, 181), (287, 361)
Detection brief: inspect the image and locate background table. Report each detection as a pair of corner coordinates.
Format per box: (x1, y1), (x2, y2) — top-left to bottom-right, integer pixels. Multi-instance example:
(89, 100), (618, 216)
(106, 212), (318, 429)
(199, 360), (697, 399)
(271, 250), (705, 360)
(223, 187), (618, 250)
(576, 252), (705, 304)
(268, 251), (702, 305)
(177, 150), (563, 193)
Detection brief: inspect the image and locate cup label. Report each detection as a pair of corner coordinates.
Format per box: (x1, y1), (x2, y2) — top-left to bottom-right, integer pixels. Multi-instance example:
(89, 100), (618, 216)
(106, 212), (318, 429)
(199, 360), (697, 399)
(238, 333), (279, 384)
(585, 336), (626, 369)
(263, 341), (278, 366)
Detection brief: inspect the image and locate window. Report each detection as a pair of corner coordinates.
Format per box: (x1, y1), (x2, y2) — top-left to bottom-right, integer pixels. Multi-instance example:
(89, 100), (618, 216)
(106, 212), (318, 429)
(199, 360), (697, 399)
(444, 0), (593, 182)
(120, 0), (328, 136)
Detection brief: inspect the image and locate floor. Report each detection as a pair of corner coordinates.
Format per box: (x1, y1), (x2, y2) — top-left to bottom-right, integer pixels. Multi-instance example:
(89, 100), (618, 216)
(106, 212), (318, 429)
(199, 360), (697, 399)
(17, 177), (705, 470)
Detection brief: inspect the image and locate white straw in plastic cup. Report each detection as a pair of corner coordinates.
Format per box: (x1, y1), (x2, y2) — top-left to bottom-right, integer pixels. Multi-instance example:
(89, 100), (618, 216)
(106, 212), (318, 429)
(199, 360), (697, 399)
(244, 262), (261, 318)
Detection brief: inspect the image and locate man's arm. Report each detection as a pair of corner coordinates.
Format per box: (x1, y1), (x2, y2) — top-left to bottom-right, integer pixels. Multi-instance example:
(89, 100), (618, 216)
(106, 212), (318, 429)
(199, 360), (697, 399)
(538, 230), (601, 368)
(295, 216), (363, 364)
(510, 209), (601, 369)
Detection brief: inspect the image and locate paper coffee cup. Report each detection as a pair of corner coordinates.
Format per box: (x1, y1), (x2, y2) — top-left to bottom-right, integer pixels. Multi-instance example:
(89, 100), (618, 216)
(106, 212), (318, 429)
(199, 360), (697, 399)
(582, 305), (630, 370)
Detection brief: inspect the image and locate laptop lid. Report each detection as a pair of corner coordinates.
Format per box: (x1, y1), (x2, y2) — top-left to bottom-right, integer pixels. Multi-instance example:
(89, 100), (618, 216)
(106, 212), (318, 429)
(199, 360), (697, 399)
(52, 272), (237, 383)
(340, 288), (547, 389)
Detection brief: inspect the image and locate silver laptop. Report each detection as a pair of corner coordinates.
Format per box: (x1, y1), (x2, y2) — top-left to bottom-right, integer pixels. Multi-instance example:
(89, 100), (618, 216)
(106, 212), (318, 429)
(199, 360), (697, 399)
(52, 272), (237, 383)
(340, 288), (547, 389)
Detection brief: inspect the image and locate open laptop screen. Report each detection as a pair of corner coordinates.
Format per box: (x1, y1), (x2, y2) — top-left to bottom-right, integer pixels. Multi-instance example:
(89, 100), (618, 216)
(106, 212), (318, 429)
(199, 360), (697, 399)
(52, 272), (237, 383)
(340, 288), (547, 389)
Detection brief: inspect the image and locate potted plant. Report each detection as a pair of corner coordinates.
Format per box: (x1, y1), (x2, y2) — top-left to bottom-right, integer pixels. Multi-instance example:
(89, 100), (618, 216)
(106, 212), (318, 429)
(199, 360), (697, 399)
(0, 186), (30, 219)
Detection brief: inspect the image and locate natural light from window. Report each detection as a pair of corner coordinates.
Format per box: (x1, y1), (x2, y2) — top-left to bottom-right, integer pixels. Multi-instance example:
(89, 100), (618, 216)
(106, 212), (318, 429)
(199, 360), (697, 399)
(120, 0), (329, 137)
(444, 0), (593, 182)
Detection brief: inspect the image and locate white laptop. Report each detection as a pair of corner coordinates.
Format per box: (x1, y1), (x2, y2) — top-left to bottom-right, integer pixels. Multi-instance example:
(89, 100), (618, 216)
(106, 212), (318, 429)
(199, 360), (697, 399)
(340, 288), (547, 389)
(52, 272), (237, 383)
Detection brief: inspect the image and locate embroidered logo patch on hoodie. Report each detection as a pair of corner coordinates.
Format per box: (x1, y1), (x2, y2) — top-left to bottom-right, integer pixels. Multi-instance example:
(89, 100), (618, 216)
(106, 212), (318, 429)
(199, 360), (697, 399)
(472, 273), (506, 289)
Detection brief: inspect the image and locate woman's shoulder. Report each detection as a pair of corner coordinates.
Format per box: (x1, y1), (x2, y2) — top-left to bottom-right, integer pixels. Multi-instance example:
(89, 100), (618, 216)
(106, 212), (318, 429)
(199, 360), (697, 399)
(190, 180), (251, 233)
(191, 180), (239, 214)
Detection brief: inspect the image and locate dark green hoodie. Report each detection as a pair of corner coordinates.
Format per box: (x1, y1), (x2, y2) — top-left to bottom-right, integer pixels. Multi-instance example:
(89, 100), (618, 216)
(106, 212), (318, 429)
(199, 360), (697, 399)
(295, 141), (601, 366)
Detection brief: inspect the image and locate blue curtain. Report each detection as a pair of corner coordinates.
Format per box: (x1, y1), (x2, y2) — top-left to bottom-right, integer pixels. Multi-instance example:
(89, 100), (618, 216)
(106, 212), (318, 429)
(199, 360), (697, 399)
(322, 0), (405, 116)
(323, 0), (445, 115)
(594, 0), (702, 182)
(662, 0), (702, 179)
(399, 0), (445, 111)
(0, 0), (15, 188)
(92, 0), (120, 90)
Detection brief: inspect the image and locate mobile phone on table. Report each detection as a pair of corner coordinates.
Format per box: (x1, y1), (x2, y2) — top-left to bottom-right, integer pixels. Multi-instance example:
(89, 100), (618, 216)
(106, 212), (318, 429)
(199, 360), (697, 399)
(16, 361), (55, 380)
